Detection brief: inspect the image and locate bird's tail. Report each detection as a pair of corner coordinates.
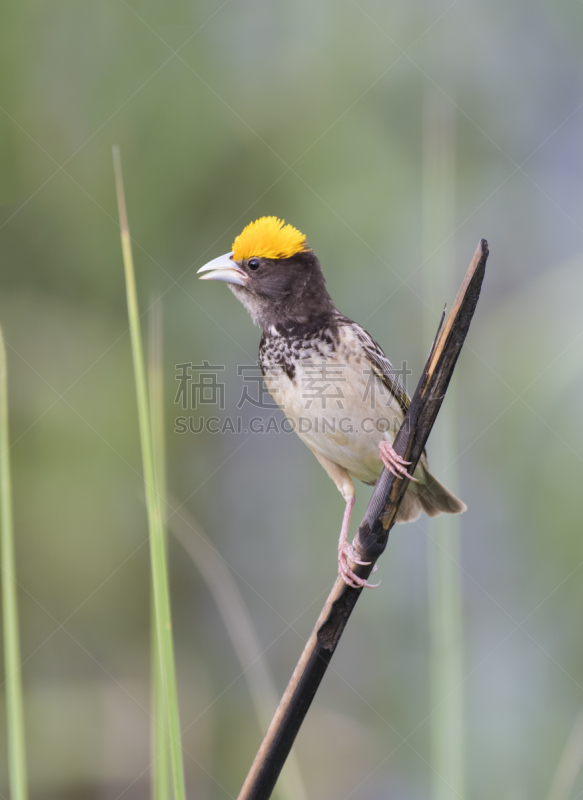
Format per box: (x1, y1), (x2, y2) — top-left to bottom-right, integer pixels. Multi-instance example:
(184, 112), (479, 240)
(395, 462), (466, 524)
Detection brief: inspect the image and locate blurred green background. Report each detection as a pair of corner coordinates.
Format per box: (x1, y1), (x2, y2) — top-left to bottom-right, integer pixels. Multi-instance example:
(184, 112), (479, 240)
(2, 1), (583, 798)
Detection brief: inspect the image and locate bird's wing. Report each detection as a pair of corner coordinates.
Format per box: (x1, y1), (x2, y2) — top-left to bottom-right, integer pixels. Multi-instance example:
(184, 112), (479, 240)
(342, 318), (411, 416)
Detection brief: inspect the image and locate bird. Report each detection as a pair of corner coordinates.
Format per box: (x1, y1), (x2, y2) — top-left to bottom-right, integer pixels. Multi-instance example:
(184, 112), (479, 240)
(198, 216), (466, 588)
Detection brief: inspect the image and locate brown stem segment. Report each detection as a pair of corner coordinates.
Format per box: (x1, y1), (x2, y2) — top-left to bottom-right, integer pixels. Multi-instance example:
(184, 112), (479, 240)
(237, 239), (489, 800)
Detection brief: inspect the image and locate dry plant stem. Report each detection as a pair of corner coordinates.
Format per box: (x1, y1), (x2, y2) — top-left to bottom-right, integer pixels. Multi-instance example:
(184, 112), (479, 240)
(237, 239), (489, 800)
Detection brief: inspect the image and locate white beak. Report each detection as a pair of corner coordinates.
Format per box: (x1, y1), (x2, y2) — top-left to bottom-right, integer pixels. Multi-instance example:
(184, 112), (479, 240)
(197, 251), (247, 286)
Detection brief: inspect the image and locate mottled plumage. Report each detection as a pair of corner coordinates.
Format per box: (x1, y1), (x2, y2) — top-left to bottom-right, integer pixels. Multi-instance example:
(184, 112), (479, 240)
(199, 217), (465, 587)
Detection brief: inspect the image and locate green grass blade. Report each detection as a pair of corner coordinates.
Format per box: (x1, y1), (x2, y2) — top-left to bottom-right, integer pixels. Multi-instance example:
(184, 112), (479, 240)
(422, 94), (466, 800)
(0, 326), (28, 800)
(546, 709), (583, 800)
(166, 498), (308, 800)
(112, 146), (186, 800)
(149, 300), (172, 800)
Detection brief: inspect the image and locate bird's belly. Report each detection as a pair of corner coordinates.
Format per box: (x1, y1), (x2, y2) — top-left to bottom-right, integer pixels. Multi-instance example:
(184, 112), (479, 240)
(297, 420), (386, 484)
(264, 356), (405, 485)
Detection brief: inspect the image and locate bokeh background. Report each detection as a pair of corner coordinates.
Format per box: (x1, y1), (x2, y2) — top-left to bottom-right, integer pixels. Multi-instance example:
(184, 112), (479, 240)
(1, 1), (583, 798)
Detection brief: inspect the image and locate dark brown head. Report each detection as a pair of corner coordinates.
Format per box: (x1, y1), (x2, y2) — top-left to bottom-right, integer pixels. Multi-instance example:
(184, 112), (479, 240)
(198, 217), (334, 330)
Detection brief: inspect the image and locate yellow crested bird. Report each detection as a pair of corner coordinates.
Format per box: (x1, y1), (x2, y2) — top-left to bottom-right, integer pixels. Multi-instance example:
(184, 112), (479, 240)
(198, 217), (465, 588)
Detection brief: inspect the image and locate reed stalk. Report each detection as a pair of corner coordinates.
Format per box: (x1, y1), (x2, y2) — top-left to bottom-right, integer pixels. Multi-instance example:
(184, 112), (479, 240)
(113, 146), (186, 800)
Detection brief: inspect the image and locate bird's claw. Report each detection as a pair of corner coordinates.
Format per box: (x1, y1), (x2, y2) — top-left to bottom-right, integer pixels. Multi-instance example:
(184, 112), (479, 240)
(338, 543), (380, 589)
(378, 441), (419, 482)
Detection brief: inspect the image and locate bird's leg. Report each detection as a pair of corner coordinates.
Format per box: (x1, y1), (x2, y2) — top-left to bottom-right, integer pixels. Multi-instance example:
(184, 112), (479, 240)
(378, 440), (419, 481)
(337, 495), (380, 589)
(311, 452), (379, 589)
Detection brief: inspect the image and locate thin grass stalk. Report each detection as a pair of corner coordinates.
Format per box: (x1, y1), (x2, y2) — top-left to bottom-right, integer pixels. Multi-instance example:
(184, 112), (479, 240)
(166, 498), (308, 800)
(149, 300), (172, 800)
(0, 326), (28, 800)
(112, 146), (186, 800)
(422, 93), (466, 800)
(545, 709), (583, 800)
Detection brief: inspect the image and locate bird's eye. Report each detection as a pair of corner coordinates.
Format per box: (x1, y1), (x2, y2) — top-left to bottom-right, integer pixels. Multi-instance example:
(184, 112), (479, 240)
(247, 258), (260, 270)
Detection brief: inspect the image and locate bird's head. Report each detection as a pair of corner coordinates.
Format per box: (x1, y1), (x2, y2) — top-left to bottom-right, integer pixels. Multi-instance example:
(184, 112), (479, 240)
(198, 216), (334, 330)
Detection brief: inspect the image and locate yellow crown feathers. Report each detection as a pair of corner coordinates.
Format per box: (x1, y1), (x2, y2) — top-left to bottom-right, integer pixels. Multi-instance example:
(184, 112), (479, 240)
(232, 217), (308, 262)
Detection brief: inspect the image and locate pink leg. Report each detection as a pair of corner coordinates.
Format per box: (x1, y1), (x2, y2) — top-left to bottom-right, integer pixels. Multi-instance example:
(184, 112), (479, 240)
(337, 495), (379, 589)
(378, 441), (419, 481)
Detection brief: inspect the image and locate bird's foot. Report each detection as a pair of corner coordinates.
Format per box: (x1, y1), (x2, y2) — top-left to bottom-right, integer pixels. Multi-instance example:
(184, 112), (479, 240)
(378, 441), (419, 481)
(338, 542), (380, 589)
